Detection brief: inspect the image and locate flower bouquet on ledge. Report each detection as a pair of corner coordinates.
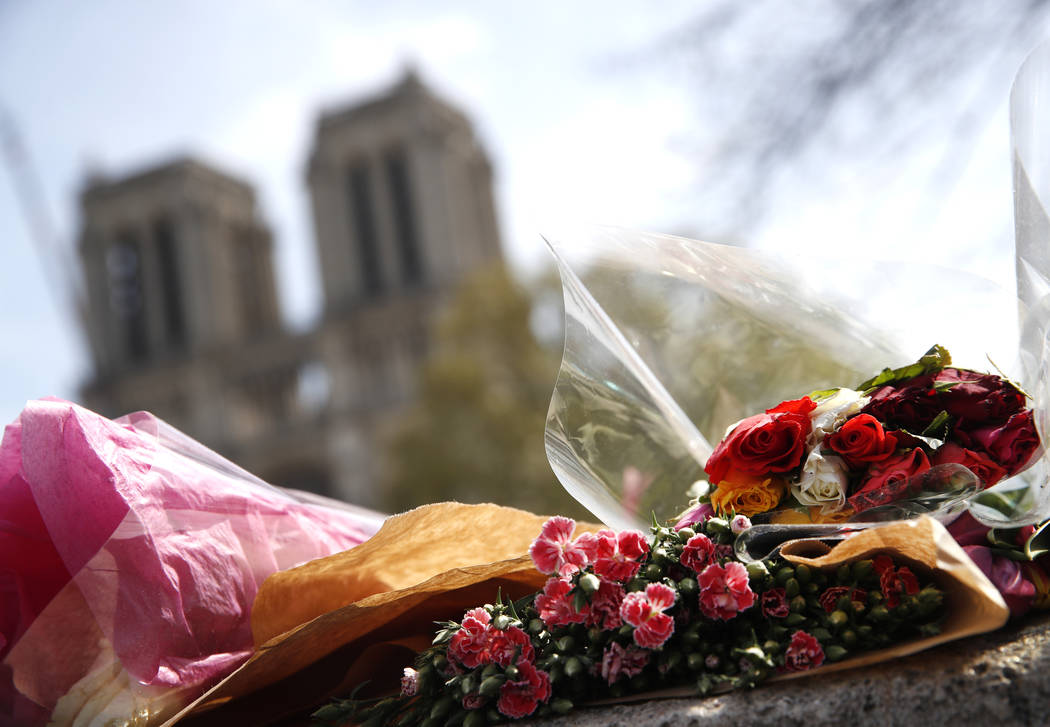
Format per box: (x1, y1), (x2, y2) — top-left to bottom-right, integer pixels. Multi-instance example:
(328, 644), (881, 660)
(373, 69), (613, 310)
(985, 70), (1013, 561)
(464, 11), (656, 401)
(11, 42), (1050, 727)
(302, 347), (1037, 726)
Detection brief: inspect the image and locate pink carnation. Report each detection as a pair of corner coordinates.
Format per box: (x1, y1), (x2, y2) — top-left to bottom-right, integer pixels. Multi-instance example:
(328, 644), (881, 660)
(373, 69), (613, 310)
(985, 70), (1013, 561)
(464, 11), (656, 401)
(583, 577), (625, 630)
(400, 667), (419, 696)
(620, 582), (676, 649)
(497, 660), (551, 718)
(593, 529), (650, 582)
(874, 555), (919, 608)
(598, 641), (649, 685)
(697, 562), (755, 620)
(535, 577), (587, 627)
(680, 533), (717, 573)
(463, 693), (485, 710)
(488, 625), (534, 667)
(783, 630), (824, 672)
(448, 607), (492, 668)
(760, 587), (789, 618)
(529, 516), (591, 576)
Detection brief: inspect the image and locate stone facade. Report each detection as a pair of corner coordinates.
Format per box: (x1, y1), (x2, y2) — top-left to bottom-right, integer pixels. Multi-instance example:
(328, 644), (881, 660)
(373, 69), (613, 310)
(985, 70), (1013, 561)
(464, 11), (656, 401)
(78, 70), (502, 507)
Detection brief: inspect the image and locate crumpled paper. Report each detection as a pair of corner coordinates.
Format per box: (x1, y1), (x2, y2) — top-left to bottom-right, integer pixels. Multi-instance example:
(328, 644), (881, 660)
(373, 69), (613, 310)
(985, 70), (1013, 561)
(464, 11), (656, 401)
(0, 399), (382, 727)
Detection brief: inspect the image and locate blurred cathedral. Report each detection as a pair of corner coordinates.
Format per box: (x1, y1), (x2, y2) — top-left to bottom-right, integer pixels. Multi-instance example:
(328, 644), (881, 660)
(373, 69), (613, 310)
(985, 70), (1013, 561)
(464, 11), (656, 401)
(77, 70), (502, 506)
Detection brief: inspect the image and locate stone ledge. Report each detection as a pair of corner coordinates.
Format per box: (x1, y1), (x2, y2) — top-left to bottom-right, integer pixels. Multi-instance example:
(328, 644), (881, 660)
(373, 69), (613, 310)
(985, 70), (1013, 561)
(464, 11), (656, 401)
(525, 613), (1050, 727)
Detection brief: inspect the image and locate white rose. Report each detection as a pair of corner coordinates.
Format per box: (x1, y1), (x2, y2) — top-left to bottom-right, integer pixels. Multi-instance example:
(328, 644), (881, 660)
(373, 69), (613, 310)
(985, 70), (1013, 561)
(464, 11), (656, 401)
(808, 388), (870, 446)
(793, 451), (849, 510)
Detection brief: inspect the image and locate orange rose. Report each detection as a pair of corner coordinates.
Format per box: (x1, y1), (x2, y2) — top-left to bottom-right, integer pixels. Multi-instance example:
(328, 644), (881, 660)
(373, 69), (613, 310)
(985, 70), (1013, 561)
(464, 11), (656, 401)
(710, 472), (786, 517)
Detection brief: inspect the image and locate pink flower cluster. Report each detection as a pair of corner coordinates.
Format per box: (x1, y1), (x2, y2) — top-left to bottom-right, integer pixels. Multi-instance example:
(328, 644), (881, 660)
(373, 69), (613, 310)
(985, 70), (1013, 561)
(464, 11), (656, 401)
(531, 518), (650, 634)
(447, 606), (551, 718)
(529, 517), (649, 581)
(448, 608), (534, 669)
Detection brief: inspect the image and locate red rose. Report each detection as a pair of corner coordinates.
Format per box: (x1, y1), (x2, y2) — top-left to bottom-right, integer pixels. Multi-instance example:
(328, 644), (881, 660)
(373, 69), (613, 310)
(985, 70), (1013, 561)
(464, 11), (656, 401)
(783, 630), (825, 672)
(824, 414), (899, 468)
(680, 533), (717, 573)
(934, 368), (1025, 425)
(861, 376), (941, 432)
(932, 442), (1007, 488)
(766, 397), (818, 417)
(966, 410), (1041, 475)
(818, 585), (867, 613)
(497, 660), (551, 718)
(760, 587), (789, 618)
(704, 398), (815, 484)
(848, 448), (931, 513)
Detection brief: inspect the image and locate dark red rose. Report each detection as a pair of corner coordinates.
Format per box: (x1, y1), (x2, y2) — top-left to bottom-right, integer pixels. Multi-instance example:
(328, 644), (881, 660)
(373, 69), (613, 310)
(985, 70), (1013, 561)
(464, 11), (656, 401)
(818, 586), (867, 613)
(934, 368), (1025, 425)
(824, 414), (899, 468)
(932, 442), (1007, 488)
(705, 398), (815, 484)
(861, 376), (941, 432)
(760, 587), (789, 618)
(966, 410), (1041, 475)
(946, 511), (990, 547)
(782, 630), (824, 672)
(848, 448), (931, 513)
(497, 661), (551, 719)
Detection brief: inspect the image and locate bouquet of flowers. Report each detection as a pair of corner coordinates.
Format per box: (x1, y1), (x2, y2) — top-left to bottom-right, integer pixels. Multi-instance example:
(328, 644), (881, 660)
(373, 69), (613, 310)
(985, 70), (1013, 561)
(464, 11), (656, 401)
(307, 351), (1033, 727)
(312, 508), (998, 727)
(703, 345), (1041, 522)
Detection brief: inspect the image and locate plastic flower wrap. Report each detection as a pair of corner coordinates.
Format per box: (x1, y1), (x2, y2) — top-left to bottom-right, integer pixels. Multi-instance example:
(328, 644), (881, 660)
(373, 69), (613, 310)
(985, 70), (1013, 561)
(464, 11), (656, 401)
(543, 224), (1045, 533)
(0, 399), (383, 726)
(542, 51), (1050, 538)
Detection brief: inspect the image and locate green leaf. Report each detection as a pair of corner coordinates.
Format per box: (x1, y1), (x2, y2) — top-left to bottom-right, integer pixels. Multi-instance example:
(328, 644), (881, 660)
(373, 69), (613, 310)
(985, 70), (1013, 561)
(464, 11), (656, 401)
(807, 387), (841, 402)
(856, 344), (952, 392)
(1025, 519), (1050, 560)
(920, 411), (953, 440)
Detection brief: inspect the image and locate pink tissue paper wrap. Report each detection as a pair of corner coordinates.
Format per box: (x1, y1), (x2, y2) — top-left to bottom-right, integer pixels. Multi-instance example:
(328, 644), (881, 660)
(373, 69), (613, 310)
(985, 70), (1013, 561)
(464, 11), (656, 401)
(0, 399), (383, 727)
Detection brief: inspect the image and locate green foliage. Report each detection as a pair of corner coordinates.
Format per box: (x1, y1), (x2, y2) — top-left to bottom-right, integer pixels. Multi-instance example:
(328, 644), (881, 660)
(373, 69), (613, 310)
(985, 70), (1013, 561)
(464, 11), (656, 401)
(379, 262), (590, 519)
(856, 344), (951, 393)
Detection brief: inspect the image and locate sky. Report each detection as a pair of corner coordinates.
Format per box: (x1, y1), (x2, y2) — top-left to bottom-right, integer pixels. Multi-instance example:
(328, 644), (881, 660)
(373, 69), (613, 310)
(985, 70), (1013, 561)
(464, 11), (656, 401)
(0, 1), (1047, 426)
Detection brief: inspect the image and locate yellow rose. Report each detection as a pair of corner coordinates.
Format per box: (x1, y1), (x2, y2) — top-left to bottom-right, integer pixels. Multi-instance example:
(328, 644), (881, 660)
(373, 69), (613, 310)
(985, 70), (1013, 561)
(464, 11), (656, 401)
(711, 474), (786, 517)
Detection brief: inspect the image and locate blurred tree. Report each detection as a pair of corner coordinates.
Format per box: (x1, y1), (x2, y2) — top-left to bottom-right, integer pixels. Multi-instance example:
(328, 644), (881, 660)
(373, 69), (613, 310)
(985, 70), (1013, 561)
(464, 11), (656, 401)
(379, 262), (591, 519)
(623, 0), (1050, 240)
